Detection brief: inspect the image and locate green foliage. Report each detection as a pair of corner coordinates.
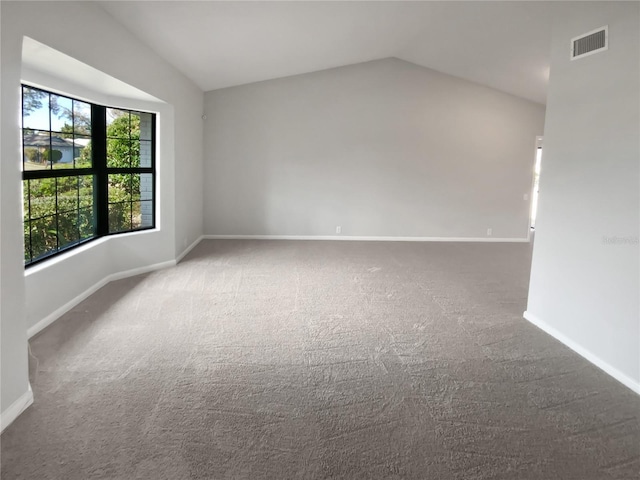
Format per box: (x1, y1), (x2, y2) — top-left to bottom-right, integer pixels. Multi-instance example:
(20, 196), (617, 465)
(108, 190), (133, 229)
(24, 148), (63, 166)
(81, 113), (140, 175)
(25, 147), (40, 164)
(108, 114), (140, 157)
(78, 142), (92, 166)
(23, 177), (94, 260)
(108, 113), (139, 141)
(43, 149), (63, 164)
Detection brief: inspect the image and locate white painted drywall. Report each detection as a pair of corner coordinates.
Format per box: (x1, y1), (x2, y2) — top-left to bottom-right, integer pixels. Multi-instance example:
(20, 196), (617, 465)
(1, 7), (32, 426)
(526, 2), (640, 389)
(1, 1), (203, 427)
(203, 58), (545, 239)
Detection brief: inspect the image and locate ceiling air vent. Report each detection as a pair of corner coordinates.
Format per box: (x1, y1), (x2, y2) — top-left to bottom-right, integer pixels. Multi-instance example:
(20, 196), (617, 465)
(571, 26), (608, 60)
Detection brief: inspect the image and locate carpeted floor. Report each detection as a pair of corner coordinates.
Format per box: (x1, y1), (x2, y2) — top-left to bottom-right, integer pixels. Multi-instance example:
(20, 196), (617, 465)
(1, 240), (639, 479)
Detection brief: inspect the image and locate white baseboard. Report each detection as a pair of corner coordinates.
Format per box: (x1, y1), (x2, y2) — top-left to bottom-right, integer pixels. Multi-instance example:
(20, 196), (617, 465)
(27, 259), (176, 339)
(523, 311), (640, 395)
(204, 234), (530, 243)
(1, 384), (34, 433)
(28, 277), (111, 339)
(176, 235), (204, 263)
(108, 260), (176, 283)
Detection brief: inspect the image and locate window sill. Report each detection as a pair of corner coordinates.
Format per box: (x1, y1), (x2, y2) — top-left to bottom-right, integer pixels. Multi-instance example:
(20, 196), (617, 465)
(24, 228), (159, 277)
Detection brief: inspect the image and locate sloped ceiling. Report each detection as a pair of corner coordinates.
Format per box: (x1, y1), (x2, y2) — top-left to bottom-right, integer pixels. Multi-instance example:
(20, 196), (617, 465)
(99, 1), (559, 104)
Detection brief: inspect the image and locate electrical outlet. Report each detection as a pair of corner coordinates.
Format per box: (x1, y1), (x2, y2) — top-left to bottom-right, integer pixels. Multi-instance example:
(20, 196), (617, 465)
(336, 226), (342, 234)
(487, 228), (492, 236)
(523, 193), (529, 201)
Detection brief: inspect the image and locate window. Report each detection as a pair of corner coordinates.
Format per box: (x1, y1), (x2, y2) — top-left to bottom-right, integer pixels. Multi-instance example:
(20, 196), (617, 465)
(21, 85), (156, 266)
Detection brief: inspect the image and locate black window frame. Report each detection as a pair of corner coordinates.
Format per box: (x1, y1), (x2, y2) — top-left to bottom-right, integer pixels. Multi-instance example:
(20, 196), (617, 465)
(21, 85), (157, 268)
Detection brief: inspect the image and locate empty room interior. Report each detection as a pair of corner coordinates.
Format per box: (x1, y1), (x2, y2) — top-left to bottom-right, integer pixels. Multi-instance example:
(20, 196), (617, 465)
(1, 1), (639, 478)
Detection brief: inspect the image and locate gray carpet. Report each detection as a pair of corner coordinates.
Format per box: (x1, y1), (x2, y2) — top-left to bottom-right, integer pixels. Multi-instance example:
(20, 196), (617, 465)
(2, 240), (639, 479)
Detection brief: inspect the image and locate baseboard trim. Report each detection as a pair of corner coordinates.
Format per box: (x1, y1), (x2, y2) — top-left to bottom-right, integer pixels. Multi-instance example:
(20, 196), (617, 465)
(523, 311), (640, 394)
(27, 259), (176, 339)
(176, 235), (204, 263)
(204, 235), (530, 243)
(108, 260), (176, 283)
(28, 277), (111, 339)
(1, 384), (34, 433)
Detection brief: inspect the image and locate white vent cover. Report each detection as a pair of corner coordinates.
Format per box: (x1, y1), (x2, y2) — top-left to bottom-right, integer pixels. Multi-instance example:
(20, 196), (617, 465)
(571, 26), (608, 60)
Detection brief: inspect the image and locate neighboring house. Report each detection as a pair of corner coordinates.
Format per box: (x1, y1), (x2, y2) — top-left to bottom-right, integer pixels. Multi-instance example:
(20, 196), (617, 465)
(71, 137), (90, 156)
(22, 132), (83, 165)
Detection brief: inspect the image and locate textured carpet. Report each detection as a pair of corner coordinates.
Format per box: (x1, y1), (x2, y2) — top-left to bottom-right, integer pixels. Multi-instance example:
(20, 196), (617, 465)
(2, 240), (639, 479)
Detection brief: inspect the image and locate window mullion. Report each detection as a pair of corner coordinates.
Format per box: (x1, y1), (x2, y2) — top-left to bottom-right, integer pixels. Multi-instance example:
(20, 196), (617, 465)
(92, 105), (108, 237)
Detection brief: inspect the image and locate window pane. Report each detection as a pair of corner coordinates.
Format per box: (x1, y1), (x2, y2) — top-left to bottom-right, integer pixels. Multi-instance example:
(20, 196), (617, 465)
(23, 146), (42, 171)
(22, 87), (50, 131)
(51, 132), (75, 169)
(23, 180), (30, 218)
(50, 94), (73, 133)
(130, 112), (141, 137)
(58, 210), (79, 249)
(108, 174), (132, 203)
(24, 226), (31, 263)
(139, 140), (152, 168)
(139, 112), (153, 141)
(57, 176), (78, 213)
(23, 131), (51, 171)
(130, 139), (141, 168)
(29, 179), (56, 220)
(74, 135), (92, 168)
(132, 201), (142, 229)
(78, 176), (95, 240)
(73, 100), (91, 136)
(107, 138), (131, 168)
(109, 202), (131, 233)
(107, 109), (129, 138)
(140, 200), (154, 228)
(79, 207), (94, 240)
(23, 180), (31, 262)
(108, 173), (132, 233)
(131, 173), (141, 201)
(129, 113), (142, 167)
(79, 175), (94, 209)
(30, 215), (57, 259)
(130, 173), (154, 202)
(131, 175), (153, 229)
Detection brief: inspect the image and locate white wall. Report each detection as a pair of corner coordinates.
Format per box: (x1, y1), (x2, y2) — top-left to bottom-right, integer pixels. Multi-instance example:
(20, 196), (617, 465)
(526, 2), (640, 391)
(1, 1), (204, 427)
(204, 58), (545, 239)
(1, 4), (32, 426)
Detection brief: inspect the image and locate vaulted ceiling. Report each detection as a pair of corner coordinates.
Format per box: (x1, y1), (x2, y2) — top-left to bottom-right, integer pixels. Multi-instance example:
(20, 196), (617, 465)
(99, 1), (560, 104)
